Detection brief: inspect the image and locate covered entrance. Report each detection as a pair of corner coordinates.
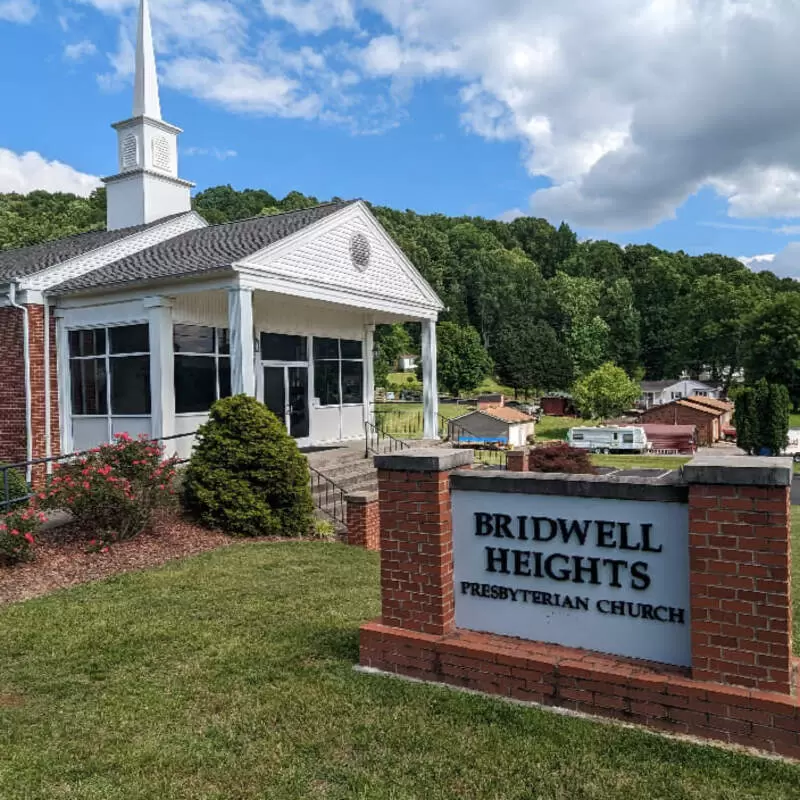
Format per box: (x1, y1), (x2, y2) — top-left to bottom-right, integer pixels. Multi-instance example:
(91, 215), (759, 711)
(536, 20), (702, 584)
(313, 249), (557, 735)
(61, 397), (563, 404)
(258, 333), (310, 445)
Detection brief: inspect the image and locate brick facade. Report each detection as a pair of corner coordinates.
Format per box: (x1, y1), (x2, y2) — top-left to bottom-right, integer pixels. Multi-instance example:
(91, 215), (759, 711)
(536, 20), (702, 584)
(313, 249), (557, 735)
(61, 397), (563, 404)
(361, 451), (800, 759)
(345, 492), (380, 550)
(374, 450), (472, 636)
(0, 304), (61, 473)
(639, 403), (719, 445)
(689, 482), (793, 694)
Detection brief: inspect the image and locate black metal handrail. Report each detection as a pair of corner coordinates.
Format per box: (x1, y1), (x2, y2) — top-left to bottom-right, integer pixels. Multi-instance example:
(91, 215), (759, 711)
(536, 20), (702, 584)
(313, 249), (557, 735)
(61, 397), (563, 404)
(364, 420), (411, 456)
(308, 464), (348, 528)
(0, 431), (198, 511)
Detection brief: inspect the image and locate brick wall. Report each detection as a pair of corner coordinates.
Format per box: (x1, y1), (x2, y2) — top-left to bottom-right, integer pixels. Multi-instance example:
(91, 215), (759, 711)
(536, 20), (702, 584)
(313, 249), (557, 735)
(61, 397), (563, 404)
(361, 623), (800, 759)
(689, 482), (793, 694)
(639, 404), (717, 445)
(346, 492), (380, 550)
(0, 307), (27, 465)
(0, 304), (60, 471)
(375, 449), (473, 636)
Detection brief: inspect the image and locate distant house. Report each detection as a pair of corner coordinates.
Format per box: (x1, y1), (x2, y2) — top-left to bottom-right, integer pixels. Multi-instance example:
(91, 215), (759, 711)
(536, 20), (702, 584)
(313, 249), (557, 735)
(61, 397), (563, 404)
(639, 379), (722, 409)
(397, 354), (418, 372)
(638, 397), (733, 446)
(540, 394), (574, 416)
(449, 406), (535, 448)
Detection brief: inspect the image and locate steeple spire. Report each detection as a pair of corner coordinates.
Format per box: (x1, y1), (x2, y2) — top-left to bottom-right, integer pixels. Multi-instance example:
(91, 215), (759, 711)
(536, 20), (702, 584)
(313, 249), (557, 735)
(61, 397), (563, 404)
(132, 0), (161, 119)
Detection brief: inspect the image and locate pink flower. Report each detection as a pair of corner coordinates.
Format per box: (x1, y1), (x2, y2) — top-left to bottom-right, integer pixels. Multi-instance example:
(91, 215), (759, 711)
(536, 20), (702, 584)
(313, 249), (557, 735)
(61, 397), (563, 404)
(23, 533), (34, 545)
(37, 512), (47, 523)
(82, 481), (90, 490)
(9, 530), (18, 536)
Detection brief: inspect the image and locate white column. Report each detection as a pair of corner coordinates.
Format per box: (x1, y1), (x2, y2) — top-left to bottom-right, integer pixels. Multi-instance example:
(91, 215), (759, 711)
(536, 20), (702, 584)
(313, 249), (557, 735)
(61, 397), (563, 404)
(363, 323), (375, 427)
(144, 296), (175, 447)
(228, 286), (255, 396)
(421, 318), (439, 439)
(54, 311), (73, 455)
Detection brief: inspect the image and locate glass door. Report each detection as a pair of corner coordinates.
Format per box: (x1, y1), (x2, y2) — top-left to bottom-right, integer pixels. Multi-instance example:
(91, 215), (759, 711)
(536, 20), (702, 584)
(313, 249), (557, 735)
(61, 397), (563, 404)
(263, 366), (286, 424)
(287, 367), (309, 438)
(262, 365), (309, 440)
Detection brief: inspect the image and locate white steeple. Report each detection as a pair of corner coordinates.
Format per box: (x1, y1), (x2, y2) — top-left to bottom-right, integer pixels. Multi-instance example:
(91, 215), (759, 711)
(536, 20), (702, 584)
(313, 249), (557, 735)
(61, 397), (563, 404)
(103, 0), (193, 231)
(132, 0), (162, 120)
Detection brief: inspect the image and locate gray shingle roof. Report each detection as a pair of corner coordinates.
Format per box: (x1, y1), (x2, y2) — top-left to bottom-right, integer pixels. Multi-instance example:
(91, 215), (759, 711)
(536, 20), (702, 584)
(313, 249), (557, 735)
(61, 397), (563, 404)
(50, 201), (355, 294)
(640, 380), (679, 392)
(0, 214), (190, 281)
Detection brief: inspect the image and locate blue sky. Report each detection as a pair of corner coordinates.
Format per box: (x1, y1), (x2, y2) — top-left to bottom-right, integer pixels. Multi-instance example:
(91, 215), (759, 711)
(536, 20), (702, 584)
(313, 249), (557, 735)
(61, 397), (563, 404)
(2, 0), (800, 276)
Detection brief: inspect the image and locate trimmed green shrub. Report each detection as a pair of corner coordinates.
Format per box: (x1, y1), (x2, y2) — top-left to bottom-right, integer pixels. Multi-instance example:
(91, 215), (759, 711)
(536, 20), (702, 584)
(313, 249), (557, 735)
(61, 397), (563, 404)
(734, 379), (790, 455)
(183, 395), (314, 537)
(0, 466), (29, 508)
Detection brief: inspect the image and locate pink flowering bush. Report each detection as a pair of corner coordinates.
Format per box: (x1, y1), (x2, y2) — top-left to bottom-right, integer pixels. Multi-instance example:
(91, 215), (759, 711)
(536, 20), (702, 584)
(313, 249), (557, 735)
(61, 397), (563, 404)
(0, 505), (44, 566)
(42, 433), (178, 545)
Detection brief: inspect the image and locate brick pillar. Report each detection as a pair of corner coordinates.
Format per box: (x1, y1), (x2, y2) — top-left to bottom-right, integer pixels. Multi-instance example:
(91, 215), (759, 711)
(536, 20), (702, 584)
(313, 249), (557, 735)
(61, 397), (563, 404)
(374, 448), (473, 635)
(683, 457), (794, 695)
(346, 492), (380, 550)
(506, 448), (528, 472)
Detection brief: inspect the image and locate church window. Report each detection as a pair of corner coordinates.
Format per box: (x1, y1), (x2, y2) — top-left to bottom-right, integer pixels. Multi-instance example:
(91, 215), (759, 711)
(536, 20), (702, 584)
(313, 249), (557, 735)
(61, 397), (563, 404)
(69, 324), (150, 417)
(313, 338), (363, 406)
(173, 324), (231, 414)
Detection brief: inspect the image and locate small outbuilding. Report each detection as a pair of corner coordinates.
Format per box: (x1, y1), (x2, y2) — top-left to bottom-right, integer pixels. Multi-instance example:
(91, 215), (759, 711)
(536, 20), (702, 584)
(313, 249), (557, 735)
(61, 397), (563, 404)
(540, 394), (573, 416)
(449, 406), (535, 447)
(638, 398), (730, 446)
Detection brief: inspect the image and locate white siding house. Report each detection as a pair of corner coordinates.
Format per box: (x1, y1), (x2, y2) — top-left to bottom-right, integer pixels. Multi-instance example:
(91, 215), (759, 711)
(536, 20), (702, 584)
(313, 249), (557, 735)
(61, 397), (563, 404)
(639, 380), (722, 410)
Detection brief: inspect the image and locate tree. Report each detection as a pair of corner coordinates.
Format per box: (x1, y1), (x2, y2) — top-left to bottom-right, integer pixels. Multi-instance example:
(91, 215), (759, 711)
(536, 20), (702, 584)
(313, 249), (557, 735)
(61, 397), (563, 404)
(435, 322), (492, 397)
(373, 324), (413, 387)
(493, 321), (572, 396)
(572, 362), (641, 420)
(600, 278), (641, 375)
(734, 380), (790, 456)
(743, 293), (800, 409)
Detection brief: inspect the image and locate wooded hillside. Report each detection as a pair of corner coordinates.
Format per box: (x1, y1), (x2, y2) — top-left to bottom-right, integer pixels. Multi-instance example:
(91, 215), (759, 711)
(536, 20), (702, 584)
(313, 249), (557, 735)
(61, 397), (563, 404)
(2, 185), (799, 403)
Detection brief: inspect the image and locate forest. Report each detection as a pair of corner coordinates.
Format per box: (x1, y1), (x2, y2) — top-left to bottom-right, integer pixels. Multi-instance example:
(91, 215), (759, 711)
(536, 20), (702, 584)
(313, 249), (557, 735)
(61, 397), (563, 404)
(2, 185), (800, 404)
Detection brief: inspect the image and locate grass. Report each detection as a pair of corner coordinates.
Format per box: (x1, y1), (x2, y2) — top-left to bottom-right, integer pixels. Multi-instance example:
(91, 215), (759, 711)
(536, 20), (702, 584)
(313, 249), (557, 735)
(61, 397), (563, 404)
(0, 541), (799, 799)
(591, 454), (691, 470)
(789, 414), (800, 428)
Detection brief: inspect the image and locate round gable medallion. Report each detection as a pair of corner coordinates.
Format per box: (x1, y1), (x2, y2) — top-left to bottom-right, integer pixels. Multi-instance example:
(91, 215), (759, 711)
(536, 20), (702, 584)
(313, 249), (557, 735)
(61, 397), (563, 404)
(350, 233), (371, 271)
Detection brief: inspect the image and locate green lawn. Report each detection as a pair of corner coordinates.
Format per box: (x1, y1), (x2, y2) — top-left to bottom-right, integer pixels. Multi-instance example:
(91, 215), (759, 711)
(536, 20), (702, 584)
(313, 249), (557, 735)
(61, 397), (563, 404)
(591, 455), (691, 470)
(0, 541), (799, 798)
(789, 414), (800, 428)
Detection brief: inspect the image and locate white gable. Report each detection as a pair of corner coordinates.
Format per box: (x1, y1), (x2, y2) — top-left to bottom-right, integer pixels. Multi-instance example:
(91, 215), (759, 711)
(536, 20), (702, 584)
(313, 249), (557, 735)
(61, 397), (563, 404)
(235, 202), (442, 318)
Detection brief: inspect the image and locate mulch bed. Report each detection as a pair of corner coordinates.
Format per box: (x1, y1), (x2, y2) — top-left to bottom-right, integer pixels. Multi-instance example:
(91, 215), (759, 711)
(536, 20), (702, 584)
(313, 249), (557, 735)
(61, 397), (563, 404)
(0, 512), (244, 606)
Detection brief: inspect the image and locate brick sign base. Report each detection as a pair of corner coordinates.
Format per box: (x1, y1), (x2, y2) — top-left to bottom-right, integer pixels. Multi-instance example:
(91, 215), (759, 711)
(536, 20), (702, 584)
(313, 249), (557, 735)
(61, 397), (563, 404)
(361, 450), (800, 760)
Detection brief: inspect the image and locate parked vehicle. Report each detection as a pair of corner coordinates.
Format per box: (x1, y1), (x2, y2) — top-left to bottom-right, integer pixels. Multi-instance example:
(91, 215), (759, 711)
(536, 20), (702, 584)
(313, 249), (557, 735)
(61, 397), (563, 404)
(782, 429), (800, 462)
(567, 426), (650, 454)
(505, 400), (542, 421)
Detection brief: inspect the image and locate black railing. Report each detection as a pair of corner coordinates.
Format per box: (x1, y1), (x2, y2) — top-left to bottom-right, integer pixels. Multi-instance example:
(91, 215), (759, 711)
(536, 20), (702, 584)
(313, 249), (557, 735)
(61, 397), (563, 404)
(308, 464), (348, 527)
(364, 420), (411, 456)
(439, 414), (508, 470)
(0, 431), (198, 512)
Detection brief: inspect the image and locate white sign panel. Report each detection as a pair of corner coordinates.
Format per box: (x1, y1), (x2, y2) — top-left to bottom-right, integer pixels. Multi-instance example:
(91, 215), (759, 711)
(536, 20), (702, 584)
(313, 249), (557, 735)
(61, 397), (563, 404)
(451, 490), (691, 666)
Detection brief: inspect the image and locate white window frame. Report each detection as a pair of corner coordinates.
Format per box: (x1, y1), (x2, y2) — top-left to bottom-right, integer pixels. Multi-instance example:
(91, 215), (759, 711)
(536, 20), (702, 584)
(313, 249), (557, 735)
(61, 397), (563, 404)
(173, 324), (231, 416)
(312, 337), (365, 409)
(67, 322), (151, 446)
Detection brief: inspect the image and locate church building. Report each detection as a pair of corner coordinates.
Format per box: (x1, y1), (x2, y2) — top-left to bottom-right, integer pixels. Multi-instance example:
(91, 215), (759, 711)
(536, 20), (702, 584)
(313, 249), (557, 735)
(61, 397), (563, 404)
(0, 0), (442, 468)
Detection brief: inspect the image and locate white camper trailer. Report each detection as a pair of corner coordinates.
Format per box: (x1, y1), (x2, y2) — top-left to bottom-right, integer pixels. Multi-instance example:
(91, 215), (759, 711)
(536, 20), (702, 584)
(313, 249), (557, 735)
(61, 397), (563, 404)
(783, 429), (800, 462)
(567, 426), (650, 454)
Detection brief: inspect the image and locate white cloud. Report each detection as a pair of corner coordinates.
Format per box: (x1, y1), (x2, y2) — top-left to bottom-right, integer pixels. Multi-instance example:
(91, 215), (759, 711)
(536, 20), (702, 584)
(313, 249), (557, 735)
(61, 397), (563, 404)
(162, 57), (321, 117)
(496, 208), (525, 223)
(64, 39), (98, 61)
(184, 146), (238, 159)
(738, 253), (775, 268)
(261, 0), (355, 34)
(0, 0), (36, 22)
(744, 245), (800, 279)
(0, 149), (101, 196)
(69, 0), (800, 229)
